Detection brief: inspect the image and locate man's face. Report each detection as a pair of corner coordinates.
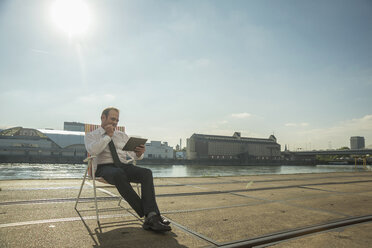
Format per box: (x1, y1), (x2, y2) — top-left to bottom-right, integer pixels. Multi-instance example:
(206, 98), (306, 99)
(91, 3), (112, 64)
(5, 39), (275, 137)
(101, 110), (119, 128)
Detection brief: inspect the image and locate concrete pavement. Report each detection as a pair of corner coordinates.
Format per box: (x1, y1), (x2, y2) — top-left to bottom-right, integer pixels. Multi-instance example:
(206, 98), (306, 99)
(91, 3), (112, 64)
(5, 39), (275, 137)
(1, 171), (372, 247)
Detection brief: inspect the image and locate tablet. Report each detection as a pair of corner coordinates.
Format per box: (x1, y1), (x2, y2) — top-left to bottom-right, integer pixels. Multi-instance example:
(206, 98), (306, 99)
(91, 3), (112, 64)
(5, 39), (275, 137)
(122, 137), (148, 151)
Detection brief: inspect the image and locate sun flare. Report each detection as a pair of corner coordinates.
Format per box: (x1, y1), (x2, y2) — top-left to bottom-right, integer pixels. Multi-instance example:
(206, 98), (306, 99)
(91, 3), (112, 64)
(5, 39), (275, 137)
(51, 0), (91, 37)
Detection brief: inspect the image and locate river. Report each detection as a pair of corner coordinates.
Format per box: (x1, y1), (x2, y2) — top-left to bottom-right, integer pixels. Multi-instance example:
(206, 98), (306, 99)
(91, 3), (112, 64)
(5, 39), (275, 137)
(0, 163), (369, 180)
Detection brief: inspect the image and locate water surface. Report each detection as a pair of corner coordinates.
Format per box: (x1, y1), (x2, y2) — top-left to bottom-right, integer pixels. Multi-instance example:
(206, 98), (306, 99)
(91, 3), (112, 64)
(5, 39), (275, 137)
(0, 163), (369, 180)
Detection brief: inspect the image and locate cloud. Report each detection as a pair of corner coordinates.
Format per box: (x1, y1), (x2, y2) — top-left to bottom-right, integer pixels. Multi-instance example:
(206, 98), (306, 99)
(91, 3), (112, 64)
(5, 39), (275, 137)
(304, 115), (372, 136)
(231, 112), (251, 119)
(31, 49), (50, 55)
(285, 123), (297, 127)
(286, 114), (372, 149)
(285, 122), (309, 127)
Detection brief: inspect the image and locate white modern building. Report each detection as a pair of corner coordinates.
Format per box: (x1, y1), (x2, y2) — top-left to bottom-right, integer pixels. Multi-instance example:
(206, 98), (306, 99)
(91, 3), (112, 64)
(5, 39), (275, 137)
(144, 141), (173, 159)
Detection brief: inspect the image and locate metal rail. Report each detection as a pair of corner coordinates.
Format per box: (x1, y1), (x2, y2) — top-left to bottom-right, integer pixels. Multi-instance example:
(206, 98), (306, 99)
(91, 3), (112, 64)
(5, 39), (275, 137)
(218, 215), (372, 247)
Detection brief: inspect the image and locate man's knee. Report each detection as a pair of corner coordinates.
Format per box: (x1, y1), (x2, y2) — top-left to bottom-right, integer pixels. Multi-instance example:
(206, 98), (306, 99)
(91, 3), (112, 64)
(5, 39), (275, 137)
(142, 168), (153, 179)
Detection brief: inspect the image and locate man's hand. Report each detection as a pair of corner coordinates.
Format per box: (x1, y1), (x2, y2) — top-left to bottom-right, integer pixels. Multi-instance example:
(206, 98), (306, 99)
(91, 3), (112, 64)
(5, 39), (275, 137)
(134, 144), (145, 157)
(103, 124), (115, 137)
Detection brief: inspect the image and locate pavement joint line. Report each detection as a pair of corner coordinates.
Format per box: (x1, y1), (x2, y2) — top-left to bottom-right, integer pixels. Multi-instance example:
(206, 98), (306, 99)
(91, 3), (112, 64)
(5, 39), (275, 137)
(297, 185), (342, 193)
(297, 187), (372, 196)
(277, 200), (351, 218)
(222, 188), (371, 218)
(0, 202), (261, 229)
(228, 191), (351, 218)
(1, 174), (371, 191)
(165, 217), (220, 247)
(164, 203), (260, 214)
(2, 179), (372, 206)
(0, 197), (119, 206)
(298, 185), (372, 194)
(179, 173), (372, 185)
(163, 180), (183, 185)
(184, 184), (210, 190)
(1, 186), (81, 191)
(231, 189), (334, 204)
(217, 214), (372, 248)
(159, 174), (372, 187)
(0, 213), (133, 228)
(228, 192), (273, 203)
(0, 182), (140, 191)
(156, 179), (372, 198)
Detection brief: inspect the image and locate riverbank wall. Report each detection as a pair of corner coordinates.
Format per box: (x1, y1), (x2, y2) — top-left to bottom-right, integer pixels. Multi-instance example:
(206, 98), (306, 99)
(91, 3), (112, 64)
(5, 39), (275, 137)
(1, 155), (369, 166)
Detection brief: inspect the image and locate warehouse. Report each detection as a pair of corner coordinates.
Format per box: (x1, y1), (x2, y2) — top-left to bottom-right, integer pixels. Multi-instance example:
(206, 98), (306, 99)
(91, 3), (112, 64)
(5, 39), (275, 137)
(186, 132), (281, 161)
(0, 127), (86, 163)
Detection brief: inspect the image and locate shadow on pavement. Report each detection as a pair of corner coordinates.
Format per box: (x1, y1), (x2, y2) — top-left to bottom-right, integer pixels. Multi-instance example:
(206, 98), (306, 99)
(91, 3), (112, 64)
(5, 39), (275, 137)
(93, 224), (187, 248)
(75, 210), (187, 248)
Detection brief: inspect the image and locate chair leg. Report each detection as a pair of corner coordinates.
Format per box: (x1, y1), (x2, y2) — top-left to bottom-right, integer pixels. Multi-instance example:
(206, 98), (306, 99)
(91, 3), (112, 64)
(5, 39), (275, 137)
(136, 183), (141, 197)
(75, 165), (89, 209)
(92, 175), (101, 229)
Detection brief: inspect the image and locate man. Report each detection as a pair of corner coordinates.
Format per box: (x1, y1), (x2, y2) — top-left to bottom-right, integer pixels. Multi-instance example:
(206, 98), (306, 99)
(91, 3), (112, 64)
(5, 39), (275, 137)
(84, 107), (171, 232)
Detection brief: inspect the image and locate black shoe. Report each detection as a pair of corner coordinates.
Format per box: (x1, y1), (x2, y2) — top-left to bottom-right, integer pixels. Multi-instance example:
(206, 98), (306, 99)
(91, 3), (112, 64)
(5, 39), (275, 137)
(143, 215), (171, 232)
(160, 215), (171, 225)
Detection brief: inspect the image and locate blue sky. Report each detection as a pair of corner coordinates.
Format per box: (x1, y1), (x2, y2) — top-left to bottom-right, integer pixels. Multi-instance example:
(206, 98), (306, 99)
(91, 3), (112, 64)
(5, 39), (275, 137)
(1, 0), (371, 150)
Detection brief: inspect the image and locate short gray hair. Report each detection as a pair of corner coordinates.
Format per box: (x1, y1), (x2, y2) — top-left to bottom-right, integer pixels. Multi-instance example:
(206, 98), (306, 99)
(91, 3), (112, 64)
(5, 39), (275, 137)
(101, 107), (119, 118)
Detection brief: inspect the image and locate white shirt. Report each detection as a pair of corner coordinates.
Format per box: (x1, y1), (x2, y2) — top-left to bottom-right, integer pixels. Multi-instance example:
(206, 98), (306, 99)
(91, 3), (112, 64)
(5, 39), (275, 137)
(84, 127), (144, 166)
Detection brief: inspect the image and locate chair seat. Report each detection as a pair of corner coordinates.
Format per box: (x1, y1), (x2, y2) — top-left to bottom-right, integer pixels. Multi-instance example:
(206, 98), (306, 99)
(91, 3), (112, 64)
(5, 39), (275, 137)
(93, 177), (109, 184)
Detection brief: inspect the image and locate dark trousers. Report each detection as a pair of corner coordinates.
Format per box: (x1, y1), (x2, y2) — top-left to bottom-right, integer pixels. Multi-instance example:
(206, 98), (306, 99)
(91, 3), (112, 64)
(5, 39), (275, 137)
(95, 163), (159, 218)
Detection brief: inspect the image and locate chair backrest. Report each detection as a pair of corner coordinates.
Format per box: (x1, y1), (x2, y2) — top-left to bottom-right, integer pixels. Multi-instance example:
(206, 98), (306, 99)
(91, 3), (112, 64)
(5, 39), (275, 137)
(84, 124), (125, 134)
(85, 123), (125, 177)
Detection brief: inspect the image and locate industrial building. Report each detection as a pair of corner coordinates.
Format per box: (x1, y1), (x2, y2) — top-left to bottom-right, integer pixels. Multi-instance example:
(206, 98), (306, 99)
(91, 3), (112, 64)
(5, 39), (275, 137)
(144, 141), (173, 159)
(64, 121), (85, 132)
(0, 124), (175, 163)
(0, 126), (86, 163)
(350, 136), (365, 150)
(186, 132), (281, 161)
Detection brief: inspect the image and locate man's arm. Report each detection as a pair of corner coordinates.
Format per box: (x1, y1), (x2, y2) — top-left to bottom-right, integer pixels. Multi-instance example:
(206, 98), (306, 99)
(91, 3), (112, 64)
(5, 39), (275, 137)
(84, 131), (111, 156)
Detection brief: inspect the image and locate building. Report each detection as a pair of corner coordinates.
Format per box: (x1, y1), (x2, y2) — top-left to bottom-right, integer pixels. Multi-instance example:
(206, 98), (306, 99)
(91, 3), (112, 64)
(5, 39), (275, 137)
(144, 141), (173, 159)
(350, 136), (365, 150)
(186, 132), (281, 161)
(0, 127), (86, 163)
(175, 151), (186, 159)
(64, 122), (85, 132)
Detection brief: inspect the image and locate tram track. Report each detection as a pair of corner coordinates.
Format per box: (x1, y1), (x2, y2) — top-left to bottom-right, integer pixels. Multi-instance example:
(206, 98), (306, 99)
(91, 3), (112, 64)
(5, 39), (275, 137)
(218, 215), (372, 247)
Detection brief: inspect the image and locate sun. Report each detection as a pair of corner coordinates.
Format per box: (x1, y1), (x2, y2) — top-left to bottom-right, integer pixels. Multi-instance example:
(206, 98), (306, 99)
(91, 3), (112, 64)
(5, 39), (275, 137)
(51, 0), (91, 37)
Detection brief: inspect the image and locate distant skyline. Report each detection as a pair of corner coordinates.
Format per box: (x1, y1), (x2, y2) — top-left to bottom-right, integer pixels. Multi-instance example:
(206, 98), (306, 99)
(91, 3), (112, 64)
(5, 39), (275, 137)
(1, 0), (371, 150)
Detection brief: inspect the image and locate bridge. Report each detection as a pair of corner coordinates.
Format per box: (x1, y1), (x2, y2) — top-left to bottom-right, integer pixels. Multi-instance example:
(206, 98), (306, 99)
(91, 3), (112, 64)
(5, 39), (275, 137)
(283, 149), (372, 156)
(281, 149), (372, 165)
